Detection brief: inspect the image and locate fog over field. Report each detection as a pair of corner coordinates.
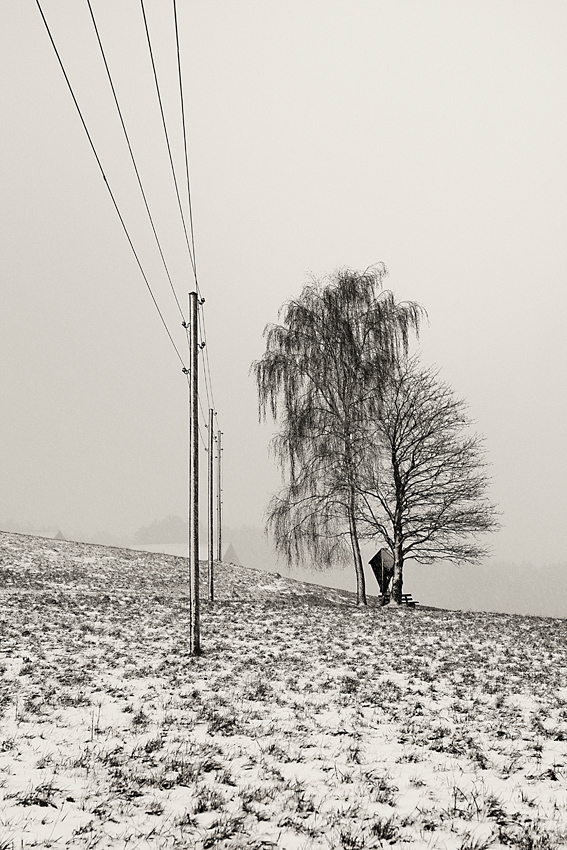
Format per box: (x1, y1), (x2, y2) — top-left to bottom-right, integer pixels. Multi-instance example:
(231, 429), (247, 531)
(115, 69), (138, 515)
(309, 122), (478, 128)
(1, 3), (566, 615)
(4, 518), (564, 620)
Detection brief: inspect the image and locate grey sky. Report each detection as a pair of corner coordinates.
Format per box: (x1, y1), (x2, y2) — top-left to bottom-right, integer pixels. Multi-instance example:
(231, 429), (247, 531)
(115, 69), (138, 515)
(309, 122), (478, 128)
(1, 2), (566, 566)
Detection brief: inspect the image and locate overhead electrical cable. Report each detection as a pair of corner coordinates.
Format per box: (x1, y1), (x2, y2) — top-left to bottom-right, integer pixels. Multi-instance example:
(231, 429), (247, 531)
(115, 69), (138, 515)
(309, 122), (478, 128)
(172, 0), (197, 277)
(181, 314), (212, 412)
(197, 302), (215, 411)
(35, 0), (187, 370)
(181, 308), (213, 412)
(199, 354), (213, 414)
(171, 0), (217, 416)
(195, 309), (212, 411)
(199, 402), (208, 432)
(140, 0), (197, 280)
(197, 309), (215, 410)
(85, 0), (185, 322)
(183, 366), (207, 450)
(142, 0), (221, 427)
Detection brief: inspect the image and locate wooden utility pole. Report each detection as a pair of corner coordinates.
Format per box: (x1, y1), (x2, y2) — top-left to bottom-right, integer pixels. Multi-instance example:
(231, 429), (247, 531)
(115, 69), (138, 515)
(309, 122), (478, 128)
(207, 408), (214, 602)
(188, 291), (200, 654)
(216, 429), (222, 562)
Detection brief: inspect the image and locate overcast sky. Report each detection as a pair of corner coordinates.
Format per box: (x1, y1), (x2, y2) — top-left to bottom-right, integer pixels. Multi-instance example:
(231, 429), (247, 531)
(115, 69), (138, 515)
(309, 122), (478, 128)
(1, 1), (566, 566)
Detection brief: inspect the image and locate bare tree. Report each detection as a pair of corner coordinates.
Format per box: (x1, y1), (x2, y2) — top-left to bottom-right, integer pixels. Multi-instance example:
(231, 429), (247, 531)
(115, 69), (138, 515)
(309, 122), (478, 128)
(253, 267), (423, 605)
(358, 359), (500, 604)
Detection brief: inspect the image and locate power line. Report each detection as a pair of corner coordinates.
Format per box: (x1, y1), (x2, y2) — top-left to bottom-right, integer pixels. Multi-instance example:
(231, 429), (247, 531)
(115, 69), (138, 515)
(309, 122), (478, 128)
(198, 390), (209, 432)
(171, 5), (223, 575)
(35, 0), (187, 371)
(102, 1), (220, 428)
(202, 322), (216, 406)
(172, 0), (197, 279)
(197, 421), (207, 451)
(139, 0), (197, 281)
(196, 309), (213, 411)
(171, 0), (218, 416)
(182, 306), (208, 445)
(182, 305), (213, 413)
(86, 0), (185, 322)
(183, 369), (207, 450)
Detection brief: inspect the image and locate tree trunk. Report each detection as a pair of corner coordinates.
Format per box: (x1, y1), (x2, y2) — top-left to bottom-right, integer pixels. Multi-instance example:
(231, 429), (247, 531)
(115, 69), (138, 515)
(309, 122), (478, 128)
(347, 496), (367, 607)
(391, 534), (404, 605)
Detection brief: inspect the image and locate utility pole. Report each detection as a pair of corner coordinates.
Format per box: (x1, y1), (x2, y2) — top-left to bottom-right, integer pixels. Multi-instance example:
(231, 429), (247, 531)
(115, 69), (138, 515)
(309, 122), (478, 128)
(207, 408), (214, 602)
(216, 429), (222, 562)
(188, 291), (200, 654)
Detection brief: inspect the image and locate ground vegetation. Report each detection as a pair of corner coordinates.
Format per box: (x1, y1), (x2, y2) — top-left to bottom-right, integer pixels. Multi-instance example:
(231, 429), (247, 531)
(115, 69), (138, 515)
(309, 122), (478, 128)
(1, 532), (566, 849)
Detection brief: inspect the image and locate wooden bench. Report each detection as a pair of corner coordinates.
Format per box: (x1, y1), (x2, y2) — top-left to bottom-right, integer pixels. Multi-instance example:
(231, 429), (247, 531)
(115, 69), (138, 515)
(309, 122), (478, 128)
(379, 593), (418, 608)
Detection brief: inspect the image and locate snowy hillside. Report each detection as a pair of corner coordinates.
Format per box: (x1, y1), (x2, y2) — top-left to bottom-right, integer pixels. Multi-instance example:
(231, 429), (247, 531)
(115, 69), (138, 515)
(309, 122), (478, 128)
(1, 531), (567, 849)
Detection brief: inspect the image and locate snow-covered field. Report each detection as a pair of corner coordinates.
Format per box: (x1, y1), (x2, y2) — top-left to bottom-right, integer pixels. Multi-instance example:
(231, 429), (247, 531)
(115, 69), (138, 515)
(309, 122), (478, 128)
(1, 532), (567, 849)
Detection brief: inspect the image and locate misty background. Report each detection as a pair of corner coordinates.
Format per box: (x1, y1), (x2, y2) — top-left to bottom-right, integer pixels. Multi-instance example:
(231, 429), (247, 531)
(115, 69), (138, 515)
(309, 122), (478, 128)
(1, 2), (566, 616)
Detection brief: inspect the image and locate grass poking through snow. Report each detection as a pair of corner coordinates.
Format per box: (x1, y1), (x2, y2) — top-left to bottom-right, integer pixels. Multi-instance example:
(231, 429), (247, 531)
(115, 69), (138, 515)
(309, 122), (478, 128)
(1, 530), (567, 848)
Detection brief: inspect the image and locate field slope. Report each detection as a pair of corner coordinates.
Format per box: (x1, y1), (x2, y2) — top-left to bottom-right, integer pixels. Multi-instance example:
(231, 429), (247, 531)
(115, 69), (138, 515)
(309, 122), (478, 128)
(1, 531), (567, 849)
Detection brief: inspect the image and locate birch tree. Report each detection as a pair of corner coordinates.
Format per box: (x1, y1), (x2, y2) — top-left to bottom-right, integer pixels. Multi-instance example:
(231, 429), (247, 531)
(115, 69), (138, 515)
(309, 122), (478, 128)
(253, 266), (423, 606)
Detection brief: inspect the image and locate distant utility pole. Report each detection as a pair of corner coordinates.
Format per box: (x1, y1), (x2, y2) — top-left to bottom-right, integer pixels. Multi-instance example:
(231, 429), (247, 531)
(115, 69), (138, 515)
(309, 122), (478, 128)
(207, 408), (214, 602)
(188, 291), (200, 655)
(216, 429), (222, 562)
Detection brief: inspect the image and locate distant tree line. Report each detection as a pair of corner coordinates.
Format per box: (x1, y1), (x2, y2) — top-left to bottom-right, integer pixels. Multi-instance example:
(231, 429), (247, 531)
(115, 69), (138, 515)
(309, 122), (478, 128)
(253, 266), (499, 606)
(134, 515), (188, 545)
